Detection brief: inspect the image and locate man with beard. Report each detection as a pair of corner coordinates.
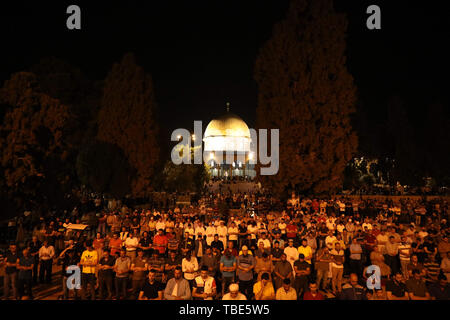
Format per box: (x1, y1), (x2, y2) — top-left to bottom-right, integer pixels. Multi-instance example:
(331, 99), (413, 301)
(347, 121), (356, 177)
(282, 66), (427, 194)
(275, 278), (297, 300)
(293, 254), (310, 299)
(273, 253), (293, 290)
(165, 250), (182, 280)
(386, 271), (409, 300)
(130, 249), (148, 299)
(97, 248), (115, 300)
(164, 266), (191, 300)
(192, 266), (217, 300)
(138, 269), (165, 300)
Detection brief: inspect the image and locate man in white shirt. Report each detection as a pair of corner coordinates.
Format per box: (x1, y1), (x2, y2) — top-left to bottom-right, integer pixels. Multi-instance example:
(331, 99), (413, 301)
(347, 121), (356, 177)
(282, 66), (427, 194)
(326, 217), (336, 231)
(38, 240), (55, 284)
(418, 227), (428, 240)
(222, 283), (247, 300)
(398, 236), (412, 279)
(362, 218), (373, 231)
(184, 224), (195, 239)
(376, 229), (389, 254)
(217, 221), (228, 249)
(125, 232), (139, 260)
(205, 222), (216, 246)
(283, 239), (299, 273)
(325, 231), (337, 250)
(155, 218), (166, 233)
(330, 242), (345, 294)
(227, 222), (239, 249)
(194, 222), (206, 241)
(182, 254), (199, 284)
(257, 232), (272, 250)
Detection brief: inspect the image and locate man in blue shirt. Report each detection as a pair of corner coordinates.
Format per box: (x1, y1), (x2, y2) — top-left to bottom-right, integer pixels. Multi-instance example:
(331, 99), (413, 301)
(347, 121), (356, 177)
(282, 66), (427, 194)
(220, 248), (236, 296)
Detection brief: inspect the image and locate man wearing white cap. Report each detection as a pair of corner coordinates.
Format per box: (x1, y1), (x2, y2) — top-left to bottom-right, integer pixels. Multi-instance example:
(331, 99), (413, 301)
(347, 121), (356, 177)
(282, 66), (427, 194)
(222, 283), (247, 300)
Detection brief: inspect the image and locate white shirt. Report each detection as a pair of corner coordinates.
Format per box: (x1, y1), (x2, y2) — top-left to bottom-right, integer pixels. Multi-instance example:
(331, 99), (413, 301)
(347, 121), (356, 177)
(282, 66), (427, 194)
(222, 292), (247, 300)
(182, 257), (199, 280)
(125, 237), (139, 251)
(362, 223), (373, 230)
(155, 221), (166, 231)
(205, 226), (216, 245)
(39, 245), (55, 260)
(326, 220), (336, 231)
(217, 226), (228, 240)
(228, 226), (239, 241)
(257, 238), (271, 249)
(184, 227), (195, 238)
(247, 225), (258, 240)
(284, 246), (299, 265)
(194, 226), (206, 240)
(325, 236), (337, 249)
(194, 276), (216, 300)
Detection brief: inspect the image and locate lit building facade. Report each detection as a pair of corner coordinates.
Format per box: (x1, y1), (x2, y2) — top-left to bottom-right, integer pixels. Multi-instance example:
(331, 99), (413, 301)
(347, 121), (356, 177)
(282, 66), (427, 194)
(203, 103), (256, 179)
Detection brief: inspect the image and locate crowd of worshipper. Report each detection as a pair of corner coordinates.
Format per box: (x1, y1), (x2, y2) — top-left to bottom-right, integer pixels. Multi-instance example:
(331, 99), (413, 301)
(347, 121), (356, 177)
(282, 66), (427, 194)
(1, 191), (449, 300)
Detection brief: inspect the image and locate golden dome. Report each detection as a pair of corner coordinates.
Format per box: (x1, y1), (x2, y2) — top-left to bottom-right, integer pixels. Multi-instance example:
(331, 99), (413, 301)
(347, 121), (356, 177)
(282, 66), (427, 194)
(204, 112), (251, 139)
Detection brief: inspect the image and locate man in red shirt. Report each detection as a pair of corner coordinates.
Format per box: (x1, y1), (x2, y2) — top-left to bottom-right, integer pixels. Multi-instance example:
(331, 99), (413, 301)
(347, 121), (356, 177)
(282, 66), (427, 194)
(108, 232), (123, 257)
(364, 227), (377, 252)
(303, 282), (324, 300)
(286, 220), (298, 244)
(153, 229), (168, 255)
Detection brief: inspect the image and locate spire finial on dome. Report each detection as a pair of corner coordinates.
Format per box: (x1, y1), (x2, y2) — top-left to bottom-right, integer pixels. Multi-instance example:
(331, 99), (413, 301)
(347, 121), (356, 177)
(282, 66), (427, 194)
(226, 102), (230, 112)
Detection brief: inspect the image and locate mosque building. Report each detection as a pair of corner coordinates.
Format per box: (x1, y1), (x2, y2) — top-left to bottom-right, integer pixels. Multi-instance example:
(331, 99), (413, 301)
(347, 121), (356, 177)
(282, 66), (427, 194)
(203, 103), (256, 179)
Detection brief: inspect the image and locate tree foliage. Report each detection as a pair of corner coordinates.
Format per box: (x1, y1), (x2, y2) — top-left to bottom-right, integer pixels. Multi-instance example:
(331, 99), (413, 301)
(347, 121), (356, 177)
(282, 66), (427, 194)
(97, 53), (160, 197)
(76, 140), (133, 198)
(254, 0), (357, 195)
(0, 72), (72, 204)
(161, 145), (210, 193)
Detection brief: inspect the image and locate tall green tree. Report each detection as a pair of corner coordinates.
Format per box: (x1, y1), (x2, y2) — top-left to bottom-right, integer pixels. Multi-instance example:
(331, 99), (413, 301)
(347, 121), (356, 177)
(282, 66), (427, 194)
(97, 53), (160, 197)
(254, 0), (357, 195)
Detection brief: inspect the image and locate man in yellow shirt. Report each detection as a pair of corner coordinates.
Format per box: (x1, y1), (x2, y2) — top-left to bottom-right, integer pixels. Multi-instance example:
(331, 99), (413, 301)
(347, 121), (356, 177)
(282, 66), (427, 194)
(298, 239), (313, 264)
(80, 240), (98, 300)
(253, 272), (275, 300)
(275, 278), (297, 300)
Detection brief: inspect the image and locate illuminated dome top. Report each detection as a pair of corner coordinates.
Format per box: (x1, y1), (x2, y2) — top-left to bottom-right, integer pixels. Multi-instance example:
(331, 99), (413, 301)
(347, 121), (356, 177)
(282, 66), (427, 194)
(204, 112), (251, 139)
(203, 104), (251, 153)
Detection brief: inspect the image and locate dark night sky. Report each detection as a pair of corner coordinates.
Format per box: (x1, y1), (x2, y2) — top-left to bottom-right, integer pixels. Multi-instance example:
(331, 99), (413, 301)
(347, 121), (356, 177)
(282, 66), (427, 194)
(0, 0), (448, 141)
